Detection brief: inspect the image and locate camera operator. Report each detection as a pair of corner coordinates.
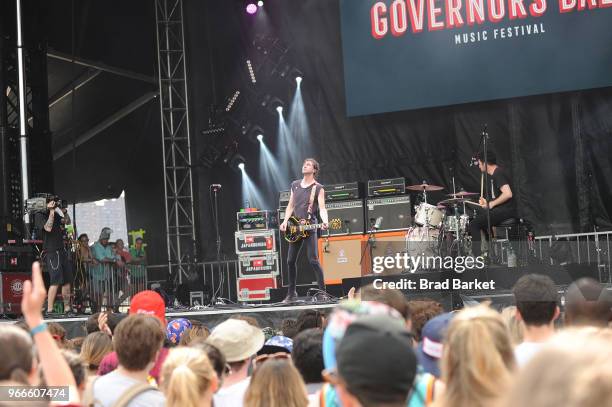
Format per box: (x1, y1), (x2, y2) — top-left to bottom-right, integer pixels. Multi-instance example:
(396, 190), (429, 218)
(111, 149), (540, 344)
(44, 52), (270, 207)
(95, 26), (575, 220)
(34, 196), (75, 316)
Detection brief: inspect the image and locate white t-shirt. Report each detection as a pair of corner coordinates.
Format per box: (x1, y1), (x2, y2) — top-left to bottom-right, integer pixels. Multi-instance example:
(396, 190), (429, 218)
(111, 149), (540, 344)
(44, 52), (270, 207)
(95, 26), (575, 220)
(213, 377), (251, 407)
(514, 341), (545, 366)
(92, 370), (166, 407)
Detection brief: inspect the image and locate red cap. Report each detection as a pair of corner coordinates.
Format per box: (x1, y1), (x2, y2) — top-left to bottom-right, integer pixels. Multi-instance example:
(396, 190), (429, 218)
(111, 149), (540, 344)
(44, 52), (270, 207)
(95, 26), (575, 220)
(129, 290), (166, 325)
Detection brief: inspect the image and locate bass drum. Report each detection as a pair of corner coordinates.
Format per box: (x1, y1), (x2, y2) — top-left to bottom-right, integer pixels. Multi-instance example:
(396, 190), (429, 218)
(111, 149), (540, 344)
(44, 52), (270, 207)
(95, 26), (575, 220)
(414, 203), (444, 227)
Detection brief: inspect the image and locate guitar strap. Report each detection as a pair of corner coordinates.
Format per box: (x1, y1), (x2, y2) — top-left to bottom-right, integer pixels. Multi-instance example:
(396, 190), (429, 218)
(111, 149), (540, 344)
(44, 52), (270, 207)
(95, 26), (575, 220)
(306, 183), (319, 221)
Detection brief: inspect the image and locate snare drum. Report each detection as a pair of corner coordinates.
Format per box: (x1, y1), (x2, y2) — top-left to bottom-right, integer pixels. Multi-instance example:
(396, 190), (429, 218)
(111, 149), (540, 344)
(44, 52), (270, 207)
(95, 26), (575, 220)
(414, 203), (444, 227)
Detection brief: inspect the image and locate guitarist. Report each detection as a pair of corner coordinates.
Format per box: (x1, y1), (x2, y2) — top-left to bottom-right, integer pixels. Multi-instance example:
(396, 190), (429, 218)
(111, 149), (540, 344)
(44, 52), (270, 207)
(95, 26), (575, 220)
(280, 158), (328, 303)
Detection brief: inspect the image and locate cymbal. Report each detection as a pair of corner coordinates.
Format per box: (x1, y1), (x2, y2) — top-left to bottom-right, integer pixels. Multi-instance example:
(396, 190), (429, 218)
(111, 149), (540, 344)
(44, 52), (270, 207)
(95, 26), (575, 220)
(406, 183), (444, 192)
(447, 191), (479, 197)
(438, 197), (476, 206)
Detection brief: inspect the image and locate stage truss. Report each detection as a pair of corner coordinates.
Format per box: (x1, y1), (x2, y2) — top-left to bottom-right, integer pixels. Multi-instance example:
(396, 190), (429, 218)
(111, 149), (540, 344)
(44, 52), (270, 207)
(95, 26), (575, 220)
(154, 0), (197, 282)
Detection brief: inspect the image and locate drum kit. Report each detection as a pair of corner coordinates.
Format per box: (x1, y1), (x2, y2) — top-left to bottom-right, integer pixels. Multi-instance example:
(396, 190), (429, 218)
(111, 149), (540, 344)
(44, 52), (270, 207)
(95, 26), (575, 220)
(406, 182), (480, 257)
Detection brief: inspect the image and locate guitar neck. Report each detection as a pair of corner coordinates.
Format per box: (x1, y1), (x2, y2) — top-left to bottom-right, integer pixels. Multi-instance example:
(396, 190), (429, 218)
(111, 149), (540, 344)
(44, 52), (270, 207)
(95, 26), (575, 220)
(302, 223), (324, 231)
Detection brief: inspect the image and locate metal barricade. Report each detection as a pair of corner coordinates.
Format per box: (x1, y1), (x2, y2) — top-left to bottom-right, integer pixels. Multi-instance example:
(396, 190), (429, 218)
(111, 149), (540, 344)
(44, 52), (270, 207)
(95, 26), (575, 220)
(84, 261), (149, 312)
(535, 231), (612, 283)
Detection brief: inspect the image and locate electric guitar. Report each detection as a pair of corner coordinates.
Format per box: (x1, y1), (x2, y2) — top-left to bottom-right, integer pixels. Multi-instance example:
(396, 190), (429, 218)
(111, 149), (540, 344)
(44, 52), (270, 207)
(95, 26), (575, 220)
(283, 216), (342, 243)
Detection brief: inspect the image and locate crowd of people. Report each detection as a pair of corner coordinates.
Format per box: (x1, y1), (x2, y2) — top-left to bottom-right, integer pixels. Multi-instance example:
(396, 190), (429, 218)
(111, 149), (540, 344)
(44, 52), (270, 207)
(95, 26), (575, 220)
(1, 261), (611, 406)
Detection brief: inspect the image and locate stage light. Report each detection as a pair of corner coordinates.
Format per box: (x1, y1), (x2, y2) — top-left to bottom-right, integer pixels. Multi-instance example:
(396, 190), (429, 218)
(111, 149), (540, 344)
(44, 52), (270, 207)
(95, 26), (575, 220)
(225, 90), (241, 112)
(258, 0), (264, 6)
(257, 134), (264, 142)
(246, 60), (256, 84)
(229, 153), (246, 172)
(247, 125), (265, 144)
(295, 76), (302, 85)
(246, 3), (257, 14)
(276, 106), (283, 114)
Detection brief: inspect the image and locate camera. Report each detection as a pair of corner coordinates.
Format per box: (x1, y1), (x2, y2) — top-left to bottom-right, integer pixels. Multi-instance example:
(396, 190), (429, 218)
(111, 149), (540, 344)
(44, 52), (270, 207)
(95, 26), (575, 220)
(25, 193), (67, 214)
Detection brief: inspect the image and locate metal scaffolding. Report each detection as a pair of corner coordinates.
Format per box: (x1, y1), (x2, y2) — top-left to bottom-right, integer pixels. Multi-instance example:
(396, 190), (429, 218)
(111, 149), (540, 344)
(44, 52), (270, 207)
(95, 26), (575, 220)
(154, 0), (197, 282)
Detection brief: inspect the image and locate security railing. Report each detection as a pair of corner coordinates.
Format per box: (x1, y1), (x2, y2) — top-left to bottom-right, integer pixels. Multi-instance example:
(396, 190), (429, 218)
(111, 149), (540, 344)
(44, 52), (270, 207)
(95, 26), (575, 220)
(534, 231), (612, 283)
(82, 261), (147, 312)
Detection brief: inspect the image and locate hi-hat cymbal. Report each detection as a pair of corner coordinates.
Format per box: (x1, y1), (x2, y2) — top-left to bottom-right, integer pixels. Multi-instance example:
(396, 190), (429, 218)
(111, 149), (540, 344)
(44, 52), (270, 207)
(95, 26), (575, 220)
(447, 191), (479, 197)
(406, 183), (444, 192)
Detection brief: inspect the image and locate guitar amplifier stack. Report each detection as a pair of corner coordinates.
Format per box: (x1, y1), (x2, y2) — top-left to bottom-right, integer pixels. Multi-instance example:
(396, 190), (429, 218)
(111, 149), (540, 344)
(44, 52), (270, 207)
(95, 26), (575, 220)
(235, 210), (278, 302)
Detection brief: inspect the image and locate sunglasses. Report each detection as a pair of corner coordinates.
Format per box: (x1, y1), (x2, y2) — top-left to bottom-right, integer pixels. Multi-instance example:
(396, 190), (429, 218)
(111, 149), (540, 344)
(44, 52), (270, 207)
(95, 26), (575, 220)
(253, 352), (291, 369)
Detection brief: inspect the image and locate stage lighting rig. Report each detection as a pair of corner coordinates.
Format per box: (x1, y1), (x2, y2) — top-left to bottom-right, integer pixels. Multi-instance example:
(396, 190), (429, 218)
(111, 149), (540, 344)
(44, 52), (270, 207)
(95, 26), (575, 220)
(259, 93), (284, 116)
(225, 90), (241, 112)
(230, 154), (246, 172)
(246, 60), (257, 84)
(247, 125), (265, 144)
(246, 2), (257, 14)
(257, 1), (264, 6)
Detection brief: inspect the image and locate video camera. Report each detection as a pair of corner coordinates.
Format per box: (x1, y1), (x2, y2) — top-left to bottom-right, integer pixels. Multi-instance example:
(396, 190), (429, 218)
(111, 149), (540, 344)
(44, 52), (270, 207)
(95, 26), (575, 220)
(25, 193), (67, 214)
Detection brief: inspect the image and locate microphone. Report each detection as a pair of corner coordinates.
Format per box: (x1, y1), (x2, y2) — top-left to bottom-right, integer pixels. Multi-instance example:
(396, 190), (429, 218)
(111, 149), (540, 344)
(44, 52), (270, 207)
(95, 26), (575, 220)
(211, 184), (222, 189)
(373, 217), (383, 230)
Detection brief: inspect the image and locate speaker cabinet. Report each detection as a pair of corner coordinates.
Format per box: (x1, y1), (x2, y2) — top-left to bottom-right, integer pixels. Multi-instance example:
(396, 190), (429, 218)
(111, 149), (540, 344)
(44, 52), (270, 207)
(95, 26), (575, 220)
(363, 231), (409, 275)
(326, 199), (364, 236)
(365, 195), (411, 232)
(318, 235), (365, 285)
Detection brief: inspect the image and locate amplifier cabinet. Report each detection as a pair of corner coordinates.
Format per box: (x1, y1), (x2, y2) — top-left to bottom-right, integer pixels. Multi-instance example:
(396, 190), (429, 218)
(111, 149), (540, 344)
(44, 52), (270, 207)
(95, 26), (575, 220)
(367, 177), (406, 197)
(325, 182), (362, 201)
(366, 195), (412, 232)
(325, 199), (365, 236)
(318, 235), (365, 285)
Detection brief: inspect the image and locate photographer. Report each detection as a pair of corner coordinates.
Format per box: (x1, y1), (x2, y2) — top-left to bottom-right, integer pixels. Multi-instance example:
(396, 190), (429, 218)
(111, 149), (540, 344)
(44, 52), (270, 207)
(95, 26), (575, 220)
(34, 196), (75, 316)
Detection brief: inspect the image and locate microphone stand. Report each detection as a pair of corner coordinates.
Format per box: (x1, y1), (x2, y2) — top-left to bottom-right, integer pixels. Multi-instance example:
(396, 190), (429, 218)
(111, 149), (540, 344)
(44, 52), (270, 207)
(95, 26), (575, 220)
(481, 125), (493, 260)
(210, 185), (222, 306)
(360, 219), (377, 274)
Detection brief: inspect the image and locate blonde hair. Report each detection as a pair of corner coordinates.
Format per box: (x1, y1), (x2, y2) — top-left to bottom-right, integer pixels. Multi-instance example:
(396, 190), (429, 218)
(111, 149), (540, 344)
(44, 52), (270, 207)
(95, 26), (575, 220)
(501, 327), (612, 407)
(161, 347), (217, 407)
(500, 306), (525, 345)
(80, 332), (113, 374)
(436, 305), (515, 407)
(244, 359), (308, 407)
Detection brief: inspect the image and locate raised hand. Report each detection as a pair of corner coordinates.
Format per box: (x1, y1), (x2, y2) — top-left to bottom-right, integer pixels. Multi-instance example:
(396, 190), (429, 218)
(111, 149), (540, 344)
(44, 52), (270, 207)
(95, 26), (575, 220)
(21, 261), (47, 327)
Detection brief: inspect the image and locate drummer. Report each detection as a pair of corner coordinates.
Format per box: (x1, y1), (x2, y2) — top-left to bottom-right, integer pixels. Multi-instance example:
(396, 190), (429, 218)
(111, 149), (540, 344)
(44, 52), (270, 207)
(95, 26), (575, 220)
(469, 149), (517, 257)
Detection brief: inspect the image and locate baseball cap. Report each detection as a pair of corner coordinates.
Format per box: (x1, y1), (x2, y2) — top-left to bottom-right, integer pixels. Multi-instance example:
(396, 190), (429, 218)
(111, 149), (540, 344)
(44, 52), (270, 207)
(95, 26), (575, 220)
(99, 227), (112, 240)
(167, 318), (192, 345)
(258, 335), (293, 355)
(129, 290), (166, 325)
(322, 299), (404, 371)
(336, 315), (417, 403)
(207, 319), (265, 362)
(416, 312), (454, 377)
